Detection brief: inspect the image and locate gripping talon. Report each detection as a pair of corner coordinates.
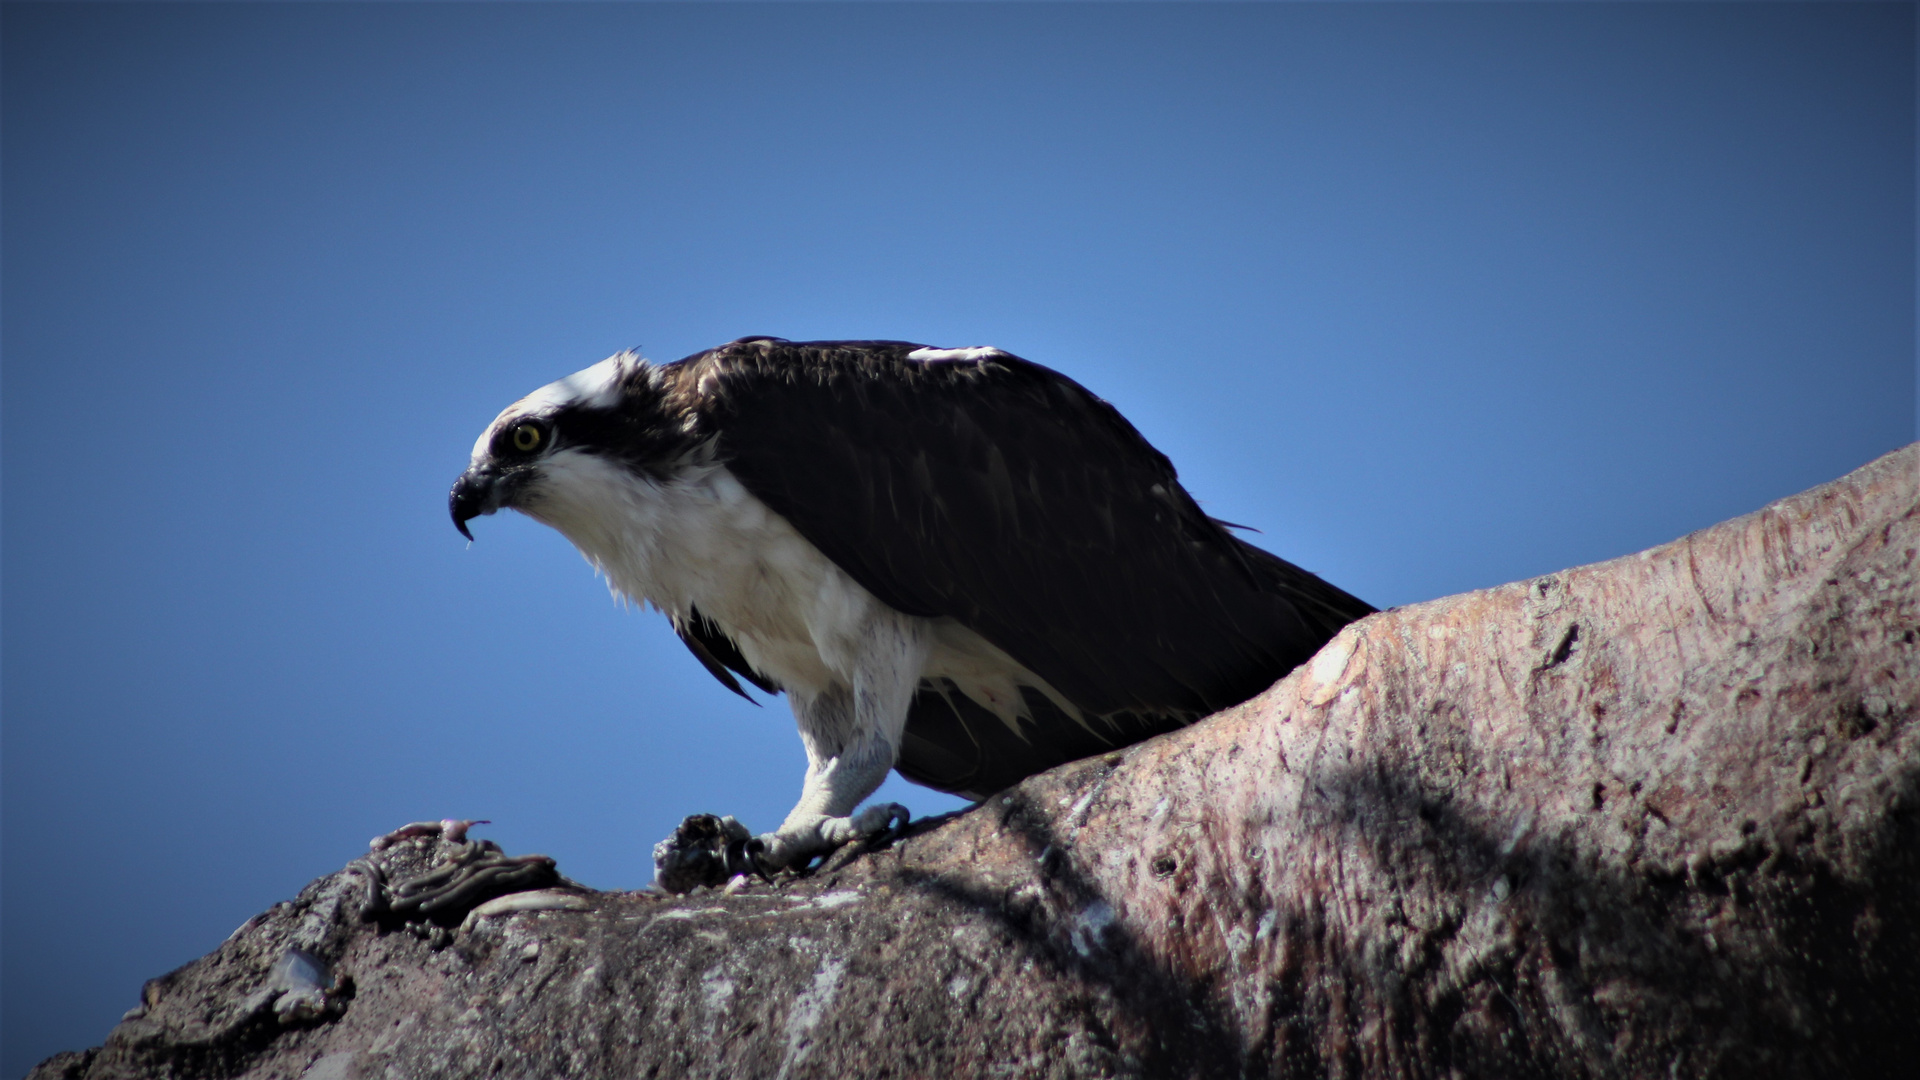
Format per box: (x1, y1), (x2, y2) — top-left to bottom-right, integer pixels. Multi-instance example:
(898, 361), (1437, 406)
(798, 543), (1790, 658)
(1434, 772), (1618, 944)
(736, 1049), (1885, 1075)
(850, 801), (911, 842)
(729, 836), (770, 881)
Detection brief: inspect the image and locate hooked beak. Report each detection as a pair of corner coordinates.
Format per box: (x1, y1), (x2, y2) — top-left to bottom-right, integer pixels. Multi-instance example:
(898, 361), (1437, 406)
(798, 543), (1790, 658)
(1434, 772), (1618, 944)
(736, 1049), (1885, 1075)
(449, 467), (499, 541)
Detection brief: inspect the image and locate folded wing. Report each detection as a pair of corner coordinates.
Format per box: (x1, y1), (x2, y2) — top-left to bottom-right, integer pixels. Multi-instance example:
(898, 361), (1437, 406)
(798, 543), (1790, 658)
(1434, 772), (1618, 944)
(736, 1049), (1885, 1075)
(667, 338), (1374, 796)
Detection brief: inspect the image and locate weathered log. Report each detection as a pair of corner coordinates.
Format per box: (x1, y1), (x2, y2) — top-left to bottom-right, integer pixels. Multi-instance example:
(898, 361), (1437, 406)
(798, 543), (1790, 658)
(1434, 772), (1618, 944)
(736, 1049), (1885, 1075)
(33, 444), (1918, 1080)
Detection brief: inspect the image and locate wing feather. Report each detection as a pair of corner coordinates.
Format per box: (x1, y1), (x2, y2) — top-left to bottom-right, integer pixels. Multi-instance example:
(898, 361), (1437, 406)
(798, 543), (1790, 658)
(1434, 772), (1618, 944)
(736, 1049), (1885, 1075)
(675, 605), (780, 700)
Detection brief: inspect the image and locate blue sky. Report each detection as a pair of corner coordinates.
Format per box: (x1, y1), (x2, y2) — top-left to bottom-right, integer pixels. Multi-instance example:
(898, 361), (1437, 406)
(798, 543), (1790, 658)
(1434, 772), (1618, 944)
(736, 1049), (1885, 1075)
(2, 2), (1913, 1072)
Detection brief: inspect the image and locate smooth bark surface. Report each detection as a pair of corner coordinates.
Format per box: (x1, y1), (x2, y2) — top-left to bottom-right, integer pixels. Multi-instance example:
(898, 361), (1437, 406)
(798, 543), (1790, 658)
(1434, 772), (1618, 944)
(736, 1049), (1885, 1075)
(34, 445), (1918, 1080)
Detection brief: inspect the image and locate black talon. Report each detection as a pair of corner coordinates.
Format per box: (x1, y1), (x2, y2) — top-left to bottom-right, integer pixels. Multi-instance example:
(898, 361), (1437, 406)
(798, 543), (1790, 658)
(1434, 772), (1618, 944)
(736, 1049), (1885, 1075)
(727, 836), (771, 881)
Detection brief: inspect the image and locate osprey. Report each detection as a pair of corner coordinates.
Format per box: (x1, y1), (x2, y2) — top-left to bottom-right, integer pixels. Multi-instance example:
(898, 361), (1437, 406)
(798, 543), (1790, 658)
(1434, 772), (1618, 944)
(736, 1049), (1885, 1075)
(450, 338), (1372, 875)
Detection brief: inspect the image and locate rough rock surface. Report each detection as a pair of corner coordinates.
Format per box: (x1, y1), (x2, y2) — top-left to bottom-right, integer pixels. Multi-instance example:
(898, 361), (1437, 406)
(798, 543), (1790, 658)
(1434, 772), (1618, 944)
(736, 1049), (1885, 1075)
(33, 444), (1918, 1080)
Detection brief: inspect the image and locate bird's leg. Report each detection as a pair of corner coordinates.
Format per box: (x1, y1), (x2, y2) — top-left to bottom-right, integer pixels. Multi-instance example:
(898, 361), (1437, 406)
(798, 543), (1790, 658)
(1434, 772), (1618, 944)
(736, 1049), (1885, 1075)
(753, 620), (925, 870)
(753, 732), (906, 869)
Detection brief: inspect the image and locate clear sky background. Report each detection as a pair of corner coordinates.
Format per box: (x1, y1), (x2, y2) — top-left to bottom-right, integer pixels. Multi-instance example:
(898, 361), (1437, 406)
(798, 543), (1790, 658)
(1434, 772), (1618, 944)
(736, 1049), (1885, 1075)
(2, 2), (1913, 1072)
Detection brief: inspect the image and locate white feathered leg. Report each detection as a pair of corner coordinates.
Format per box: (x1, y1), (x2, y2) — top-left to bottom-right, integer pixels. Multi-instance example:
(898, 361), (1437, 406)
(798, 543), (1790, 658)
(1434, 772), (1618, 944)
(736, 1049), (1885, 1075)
(755, 617), (928, 869)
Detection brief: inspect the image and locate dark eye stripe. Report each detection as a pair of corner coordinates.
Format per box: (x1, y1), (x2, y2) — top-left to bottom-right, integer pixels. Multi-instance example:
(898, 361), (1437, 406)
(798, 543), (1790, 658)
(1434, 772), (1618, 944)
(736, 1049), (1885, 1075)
(517, 388), (698, 477)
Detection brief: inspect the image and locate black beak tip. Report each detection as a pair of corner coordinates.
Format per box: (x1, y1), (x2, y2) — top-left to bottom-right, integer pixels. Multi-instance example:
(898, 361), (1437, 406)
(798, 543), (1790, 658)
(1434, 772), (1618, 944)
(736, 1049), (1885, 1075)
(449, 478), (482, 542)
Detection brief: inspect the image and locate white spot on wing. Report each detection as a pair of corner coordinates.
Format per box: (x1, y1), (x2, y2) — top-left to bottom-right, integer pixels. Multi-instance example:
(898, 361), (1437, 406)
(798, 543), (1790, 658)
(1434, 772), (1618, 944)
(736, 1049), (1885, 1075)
(905, 346), (1007, 363)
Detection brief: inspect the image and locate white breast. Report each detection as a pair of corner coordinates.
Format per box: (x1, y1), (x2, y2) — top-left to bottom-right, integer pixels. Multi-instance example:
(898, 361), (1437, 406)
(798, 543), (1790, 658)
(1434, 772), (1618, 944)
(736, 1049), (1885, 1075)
(523, 448), (1074, 732)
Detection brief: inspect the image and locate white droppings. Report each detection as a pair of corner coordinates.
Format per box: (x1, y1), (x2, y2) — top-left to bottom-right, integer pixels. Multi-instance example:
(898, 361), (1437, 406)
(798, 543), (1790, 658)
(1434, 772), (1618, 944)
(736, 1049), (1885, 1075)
(806, 890), (862, 909)
(702, 968), (736, 1011)
(1499, 811), (1534, 856)
(1253, 909), (1278, 943)
(298, 1052), (360, 1080)
(774, 957), (847, 1080)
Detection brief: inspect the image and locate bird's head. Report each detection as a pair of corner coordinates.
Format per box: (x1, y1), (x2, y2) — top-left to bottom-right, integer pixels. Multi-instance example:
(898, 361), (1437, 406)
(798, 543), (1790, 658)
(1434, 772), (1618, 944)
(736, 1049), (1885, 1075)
(449, 351), (681, 541)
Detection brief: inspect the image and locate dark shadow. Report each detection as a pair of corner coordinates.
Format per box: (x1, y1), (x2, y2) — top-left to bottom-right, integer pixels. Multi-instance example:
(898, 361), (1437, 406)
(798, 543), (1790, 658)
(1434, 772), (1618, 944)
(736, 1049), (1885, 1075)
(866, 743), (1920, 1080)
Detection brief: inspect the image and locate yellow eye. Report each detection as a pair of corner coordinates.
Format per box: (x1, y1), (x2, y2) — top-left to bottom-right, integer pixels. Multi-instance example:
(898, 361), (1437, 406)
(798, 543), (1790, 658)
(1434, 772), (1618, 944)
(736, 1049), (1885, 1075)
(511, 424), (543, 452)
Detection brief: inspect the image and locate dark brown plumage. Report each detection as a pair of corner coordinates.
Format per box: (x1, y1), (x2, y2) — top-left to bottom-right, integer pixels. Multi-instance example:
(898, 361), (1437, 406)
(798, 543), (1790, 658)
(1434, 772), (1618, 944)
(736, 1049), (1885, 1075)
(660, 338), (1374, 797)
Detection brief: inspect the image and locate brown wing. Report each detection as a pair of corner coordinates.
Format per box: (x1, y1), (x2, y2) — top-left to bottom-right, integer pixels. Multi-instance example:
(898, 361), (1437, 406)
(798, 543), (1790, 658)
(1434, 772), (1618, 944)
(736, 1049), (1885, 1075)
(669, 338), (1374, 795)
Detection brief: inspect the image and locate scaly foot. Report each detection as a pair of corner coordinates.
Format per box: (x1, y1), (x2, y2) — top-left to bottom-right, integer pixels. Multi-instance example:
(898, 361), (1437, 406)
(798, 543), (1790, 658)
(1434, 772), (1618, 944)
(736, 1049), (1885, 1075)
(651, 804), (911, 894)
(751, 801), (912, 875)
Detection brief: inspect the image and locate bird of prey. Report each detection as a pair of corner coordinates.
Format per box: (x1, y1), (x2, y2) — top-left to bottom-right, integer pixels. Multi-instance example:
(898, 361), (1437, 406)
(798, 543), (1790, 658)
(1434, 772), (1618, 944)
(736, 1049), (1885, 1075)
(450, 337), (1372, 877)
